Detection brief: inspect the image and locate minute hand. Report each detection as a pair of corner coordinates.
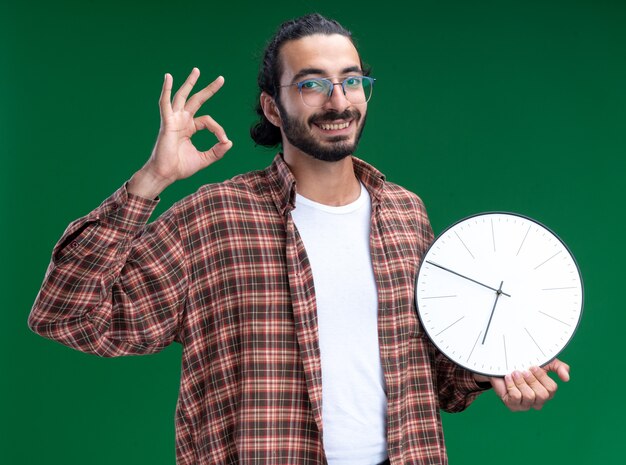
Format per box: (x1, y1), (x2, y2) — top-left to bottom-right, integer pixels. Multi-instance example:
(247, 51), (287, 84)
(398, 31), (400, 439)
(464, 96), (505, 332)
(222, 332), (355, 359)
(425, 260), (512, 297)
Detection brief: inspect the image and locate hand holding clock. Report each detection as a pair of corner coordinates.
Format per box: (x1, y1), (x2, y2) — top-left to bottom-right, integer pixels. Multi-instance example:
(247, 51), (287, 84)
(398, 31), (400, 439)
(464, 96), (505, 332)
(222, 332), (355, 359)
(416, 213), (581, 411)
(474, 359), (570, 411)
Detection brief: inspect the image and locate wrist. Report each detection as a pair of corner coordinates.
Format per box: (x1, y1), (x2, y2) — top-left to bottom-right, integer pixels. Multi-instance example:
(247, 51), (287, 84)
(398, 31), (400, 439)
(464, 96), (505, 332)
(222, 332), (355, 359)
(128, 167), (173, 200)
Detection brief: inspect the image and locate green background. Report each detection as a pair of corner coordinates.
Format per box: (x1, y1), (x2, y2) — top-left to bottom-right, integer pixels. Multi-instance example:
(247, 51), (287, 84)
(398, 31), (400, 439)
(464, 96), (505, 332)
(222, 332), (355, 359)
(2, 0), (624, 463)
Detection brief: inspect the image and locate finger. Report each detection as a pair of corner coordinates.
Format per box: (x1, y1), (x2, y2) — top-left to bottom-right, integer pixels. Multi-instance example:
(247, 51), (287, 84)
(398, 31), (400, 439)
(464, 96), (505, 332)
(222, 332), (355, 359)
(529, 366), (558, 400)
(523, 368), (552, 410)
(557, 362), (571, 382)
(490, 376), (506, 399)
(501, 373), (523, 411)
(200, 140), (233, 164)
(159, 73), (173, 118)
(186, 76), (226, 116)
(194, 115), (229, 144)
(512, 370), (536, 411)
(544, 359), (571, 382)
(172, 68), (200, 112)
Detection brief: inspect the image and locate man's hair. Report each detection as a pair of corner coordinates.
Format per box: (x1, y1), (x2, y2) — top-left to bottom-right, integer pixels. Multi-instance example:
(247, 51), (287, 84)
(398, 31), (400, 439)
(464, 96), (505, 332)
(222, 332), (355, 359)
(250, 13), (360, 147)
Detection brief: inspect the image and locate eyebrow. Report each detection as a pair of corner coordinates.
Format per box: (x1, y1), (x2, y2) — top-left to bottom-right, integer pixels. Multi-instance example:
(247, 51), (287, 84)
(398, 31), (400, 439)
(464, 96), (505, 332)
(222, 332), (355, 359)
(291, 66), (363, 83)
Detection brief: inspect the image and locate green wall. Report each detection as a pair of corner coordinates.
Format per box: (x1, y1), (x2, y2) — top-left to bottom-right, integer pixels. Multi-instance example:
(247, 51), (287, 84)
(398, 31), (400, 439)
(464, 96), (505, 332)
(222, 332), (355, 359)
(2, 0), (624, 463)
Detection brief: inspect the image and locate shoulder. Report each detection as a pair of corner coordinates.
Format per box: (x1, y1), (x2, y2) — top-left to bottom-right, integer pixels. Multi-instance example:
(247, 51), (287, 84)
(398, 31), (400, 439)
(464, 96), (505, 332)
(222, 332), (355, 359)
(173, 168), (272, 215)
(378, 181), (434, 253)
(202, 168), (270, 200)
(380, 181), (429, 216)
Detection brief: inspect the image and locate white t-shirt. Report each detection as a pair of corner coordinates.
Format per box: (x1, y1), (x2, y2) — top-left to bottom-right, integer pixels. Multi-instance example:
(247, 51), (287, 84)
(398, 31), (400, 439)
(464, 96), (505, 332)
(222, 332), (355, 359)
(291, 184), (388, 465)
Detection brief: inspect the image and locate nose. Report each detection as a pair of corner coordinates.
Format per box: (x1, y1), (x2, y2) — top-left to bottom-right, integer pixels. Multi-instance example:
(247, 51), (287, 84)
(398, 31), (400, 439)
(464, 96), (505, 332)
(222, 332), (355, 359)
(323, 82), (350, 111)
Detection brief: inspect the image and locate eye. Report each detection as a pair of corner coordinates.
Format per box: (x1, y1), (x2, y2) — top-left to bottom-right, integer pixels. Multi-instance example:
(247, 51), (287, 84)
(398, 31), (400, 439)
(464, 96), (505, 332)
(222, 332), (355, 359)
(300, 79), (326, 93)
(344, 76), (363, 88)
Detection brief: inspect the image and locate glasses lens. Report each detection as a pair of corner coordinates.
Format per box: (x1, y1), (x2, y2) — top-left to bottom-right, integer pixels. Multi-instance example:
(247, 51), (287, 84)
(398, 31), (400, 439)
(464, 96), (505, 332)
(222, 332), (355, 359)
(343, 76), (373, 105)
(299, 79), (332, 107)
(298, 76), (374, 107)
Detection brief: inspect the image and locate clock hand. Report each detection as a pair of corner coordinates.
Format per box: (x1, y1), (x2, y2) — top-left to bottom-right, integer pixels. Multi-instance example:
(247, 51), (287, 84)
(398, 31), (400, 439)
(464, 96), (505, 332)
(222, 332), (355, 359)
(482, 281), (504, 345)
(425, 260), (512, 297)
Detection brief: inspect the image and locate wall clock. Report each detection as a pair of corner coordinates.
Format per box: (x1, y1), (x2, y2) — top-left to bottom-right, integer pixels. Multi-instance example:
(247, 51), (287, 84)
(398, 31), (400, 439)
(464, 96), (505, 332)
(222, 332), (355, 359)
(415, 212), (583, 377)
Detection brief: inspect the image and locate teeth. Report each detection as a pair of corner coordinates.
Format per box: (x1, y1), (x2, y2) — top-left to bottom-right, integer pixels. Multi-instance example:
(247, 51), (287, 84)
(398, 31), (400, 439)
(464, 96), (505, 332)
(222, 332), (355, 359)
(319, 122), (350, 130)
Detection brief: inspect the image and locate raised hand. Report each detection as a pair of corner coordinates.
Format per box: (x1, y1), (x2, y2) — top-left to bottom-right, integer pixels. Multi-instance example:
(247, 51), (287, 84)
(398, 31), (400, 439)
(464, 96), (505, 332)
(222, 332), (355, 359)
(128, 68), (233, 199)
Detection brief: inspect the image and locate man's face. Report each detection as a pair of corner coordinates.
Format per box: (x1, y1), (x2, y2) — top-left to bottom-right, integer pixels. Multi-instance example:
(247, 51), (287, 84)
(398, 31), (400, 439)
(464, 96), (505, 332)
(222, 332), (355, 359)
(275, 34), (368, 162)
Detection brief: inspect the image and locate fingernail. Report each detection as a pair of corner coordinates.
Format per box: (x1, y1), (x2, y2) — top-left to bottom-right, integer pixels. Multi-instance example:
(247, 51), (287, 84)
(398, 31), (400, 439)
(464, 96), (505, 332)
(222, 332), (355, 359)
(512, 371), (522, 380)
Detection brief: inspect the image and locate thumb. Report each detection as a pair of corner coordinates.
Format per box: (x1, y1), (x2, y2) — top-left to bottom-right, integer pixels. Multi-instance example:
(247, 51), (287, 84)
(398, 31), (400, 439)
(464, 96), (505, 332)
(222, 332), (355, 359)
(543, 359), (571, 382)
(202, 140), (233, 164)
(490, 376), (507, 398)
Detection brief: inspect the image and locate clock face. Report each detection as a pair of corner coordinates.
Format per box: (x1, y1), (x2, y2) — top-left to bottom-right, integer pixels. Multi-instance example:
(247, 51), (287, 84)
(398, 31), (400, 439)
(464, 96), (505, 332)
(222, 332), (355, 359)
(415, 212), (583, 377)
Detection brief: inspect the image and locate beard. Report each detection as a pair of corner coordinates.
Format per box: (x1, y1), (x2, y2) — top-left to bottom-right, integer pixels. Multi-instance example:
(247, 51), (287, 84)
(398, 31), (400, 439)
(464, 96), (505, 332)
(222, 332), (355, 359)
(276, 102), (367, 162)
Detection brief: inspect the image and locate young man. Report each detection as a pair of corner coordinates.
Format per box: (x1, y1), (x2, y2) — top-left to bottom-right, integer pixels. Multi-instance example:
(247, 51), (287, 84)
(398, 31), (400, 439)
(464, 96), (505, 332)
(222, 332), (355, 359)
(29, 14), (569, 465)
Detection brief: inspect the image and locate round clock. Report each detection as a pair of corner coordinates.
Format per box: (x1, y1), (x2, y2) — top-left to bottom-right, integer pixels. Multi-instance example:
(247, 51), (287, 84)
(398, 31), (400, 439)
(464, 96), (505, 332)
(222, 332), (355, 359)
(415, 212), (583, 377)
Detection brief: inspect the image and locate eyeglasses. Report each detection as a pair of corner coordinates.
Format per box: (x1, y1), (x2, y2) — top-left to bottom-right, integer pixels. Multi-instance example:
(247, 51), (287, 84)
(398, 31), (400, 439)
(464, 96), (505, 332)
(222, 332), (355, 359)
(279, 76), (376, 108)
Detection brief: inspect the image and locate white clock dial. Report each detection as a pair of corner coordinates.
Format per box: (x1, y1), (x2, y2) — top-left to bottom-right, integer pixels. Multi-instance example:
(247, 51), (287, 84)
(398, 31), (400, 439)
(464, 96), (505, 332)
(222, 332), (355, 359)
(415, 212), (583, 377)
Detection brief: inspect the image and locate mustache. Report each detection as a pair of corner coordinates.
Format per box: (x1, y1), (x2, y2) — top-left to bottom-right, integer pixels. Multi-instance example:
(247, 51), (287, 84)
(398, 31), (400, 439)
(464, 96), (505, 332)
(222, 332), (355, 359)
(309, 108), (361, 125)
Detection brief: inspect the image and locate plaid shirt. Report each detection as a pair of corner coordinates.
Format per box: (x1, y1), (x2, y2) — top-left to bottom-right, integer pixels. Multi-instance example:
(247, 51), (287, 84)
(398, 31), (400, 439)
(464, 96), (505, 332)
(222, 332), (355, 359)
(30, 154), (487, 465)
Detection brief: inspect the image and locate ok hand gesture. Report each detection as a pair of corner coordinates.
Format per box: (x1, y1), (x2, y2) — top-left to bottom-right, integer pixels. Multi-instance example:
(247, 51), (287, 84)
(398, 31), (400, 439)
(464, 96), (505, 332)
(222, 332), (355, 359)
(129, 68), (233, 199)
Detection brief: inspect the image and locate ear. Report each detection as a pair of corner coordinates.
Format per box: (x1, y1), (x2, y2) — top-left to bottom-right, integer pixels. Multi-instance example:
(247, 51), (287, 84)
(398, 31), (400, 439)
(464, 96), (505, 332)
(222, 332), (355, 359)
(260, 91), (282, 128)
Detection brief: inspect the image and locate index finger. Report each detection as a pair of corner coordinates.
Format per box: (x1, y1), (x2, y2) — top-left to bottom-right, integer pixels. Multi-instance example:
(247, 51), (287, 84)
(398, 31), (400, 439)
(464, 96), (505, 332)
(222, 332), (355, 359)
(172, 67), (201, 112)
(159, 73), (173, 118)
(185, 76), (226, 116)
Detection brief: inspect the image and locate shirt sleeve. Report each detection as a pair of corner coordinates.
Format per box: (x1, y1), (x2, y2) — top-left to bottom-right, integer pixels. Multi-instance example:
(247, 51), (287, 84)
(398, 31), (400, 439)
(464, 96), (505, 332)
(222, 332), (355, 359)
(432, 347), (491, 413)
(28, 183), (189, 357)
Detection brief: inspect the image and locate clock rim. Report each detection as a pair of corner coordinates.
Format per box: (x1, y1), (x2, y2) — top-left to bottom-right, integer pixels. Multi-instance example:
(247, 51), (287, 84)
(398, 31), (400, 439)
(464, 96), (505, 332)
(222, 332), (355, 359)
(415, 211), (584, 377)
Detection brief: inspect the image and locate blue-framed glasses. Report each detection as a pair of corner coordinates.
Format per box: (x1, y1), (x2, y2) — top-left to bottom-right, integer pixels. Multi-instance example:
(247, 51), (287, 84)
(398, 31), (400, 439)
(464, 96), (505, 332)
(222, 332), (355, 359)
(279, 76), (376, 108)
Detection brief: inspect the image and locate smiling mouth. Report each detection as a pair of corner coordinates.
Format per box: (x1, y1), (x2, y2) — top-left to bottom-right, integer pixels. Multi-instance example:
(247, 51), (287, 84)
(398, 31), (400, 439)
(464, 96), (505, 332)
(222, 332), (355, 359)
(316, 121), (351, 130)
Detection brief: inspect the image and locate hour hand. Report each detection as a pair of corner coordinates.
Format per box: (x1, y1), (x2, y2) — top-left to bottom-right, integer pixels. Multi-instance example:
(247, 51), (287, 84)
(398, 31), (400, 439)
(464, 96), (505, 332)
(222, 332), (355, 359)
(424, 260), (511, 297)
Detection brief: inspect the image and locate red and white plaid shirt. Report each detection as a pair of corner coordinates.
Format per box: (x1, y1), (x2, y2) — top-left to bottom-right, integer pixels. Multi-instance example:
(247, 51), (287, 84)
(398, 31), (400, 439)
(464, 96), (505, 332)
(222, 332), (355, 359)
(30, 154), (487, 464)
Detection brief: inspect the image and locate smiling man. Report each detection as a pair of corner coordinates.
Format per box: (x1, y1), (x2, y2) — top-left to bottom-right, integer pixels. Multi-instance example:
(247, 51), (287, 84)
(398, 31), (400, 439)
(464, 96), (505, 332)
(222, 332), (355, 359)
(29, 13), (569, 465)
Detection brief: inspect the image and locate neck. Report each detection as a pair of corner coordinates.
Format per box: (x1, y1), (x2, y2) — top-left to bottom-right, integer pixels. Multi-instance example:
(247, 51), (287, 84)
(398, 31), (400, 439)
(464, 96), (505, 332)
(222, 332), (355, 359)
(283, 149), (360, 206)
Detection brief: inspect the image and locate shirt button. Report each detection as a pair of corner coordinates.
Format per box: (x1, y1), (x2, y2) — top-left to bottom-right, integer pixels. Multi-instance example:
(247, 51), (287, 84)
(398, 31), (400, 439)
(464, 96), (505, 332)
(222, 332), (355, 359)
(70, 240), (79, 248)
(111, 202), (119, 211)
